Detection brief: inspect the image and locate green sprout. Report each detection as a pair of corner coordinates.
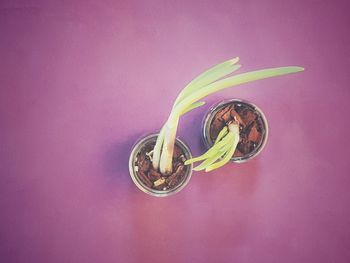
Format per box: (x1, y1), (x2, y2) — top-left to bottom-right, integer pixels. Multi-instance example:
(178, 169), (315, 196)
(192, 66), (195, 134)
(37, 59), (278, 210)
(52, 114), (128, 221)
(185, 121), (240, 172)
(152, 57), (304, 175)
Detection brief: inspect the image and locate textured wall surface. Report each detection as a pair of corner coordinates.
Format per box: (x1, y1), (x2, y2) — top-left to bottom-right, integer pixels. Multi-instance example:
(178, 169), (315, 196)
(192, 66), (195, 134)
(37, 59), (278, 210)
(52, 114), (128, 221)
(1, 0), (350, 262)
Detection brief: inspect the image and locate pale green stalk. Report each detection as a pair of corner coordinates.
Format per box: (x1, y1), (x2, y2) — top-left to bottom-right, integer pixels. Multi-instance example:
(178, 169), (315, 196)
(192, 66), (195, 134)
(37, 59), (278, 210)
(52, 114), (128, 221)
(193, 137), (234, 171)
(186, 123), (239, 172)
(159, 116), (179, 174)
(153, 61), (304, 175)
(154, 57), (241, 174)
(152, 101), (206, 170)
(193, 149), (227, 171)
(215, 126), (229, 144)
(152, 126), (165, 170)
(205, 123), (240, 172)
(205, 144), (236, 172)
(185, 132), (233, 165)
(172, 67), (304, 118)
(174, 57), (240, 106)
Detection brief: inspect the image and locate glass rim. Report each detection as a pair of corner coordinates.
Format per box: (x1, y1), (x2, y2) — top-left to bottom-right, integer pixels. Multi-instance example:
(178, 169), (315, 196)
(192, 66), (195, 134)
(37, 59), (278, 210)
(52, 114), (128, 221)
(201, 98), (269, 163)
(128, 133), (193, 197)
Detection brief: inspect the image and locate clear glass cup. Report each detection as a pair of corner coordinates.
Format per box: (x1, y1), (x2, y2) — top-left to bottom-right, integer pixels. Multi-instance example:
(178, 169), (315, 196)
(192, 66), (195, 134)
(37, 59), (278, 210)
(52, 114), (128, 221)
(201, 99), (268, 163)
(129, 133), (193, 197)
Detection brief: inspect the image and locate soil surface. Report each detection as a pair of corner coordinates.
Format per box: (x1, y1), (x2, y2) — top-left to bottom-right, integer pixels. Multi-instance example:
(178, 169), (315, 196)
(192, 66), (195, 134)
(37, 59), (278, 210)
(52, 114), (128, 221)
(135, 141), (189, 191)
(209, 102), (265, 158)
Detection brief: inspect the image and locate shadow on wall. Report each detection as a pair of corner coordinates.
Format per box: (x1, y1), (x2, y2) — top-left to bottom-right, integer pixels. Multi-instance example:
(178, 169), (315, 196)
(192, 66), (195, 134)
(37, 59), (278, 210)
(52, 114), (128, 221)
(104, 131), (147, 193)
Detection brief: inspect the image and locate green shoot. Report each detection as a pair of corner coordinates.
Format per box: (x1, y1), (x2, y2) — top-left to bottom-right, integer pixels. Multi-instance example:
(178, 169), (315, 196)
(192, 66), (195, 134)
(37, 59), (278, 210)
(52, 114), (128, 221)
(174, 57), (241, 106)
(185, 130), (233, 165)
(152, 57), (304, 175)
(185, 122), (240, 172)
(152, 57), (241, 173)
(214, 126), (229, 144)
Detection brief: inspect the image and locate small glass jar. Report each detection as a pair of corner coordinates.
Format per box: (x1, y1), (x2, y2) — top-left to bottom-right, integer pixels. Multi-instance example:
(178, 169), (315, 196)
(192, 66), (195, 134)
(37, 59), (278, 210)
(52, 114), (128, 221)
(201, 99), (268, 163)
(129, 133), (193, 197)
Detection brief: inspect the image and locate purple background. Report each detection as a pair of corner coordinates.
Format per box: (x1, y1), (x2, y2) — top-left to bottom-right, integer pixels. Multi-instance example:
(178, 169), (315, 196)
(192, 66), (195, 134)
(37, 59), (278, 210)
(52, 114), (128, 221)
(1, 0), (350, 262)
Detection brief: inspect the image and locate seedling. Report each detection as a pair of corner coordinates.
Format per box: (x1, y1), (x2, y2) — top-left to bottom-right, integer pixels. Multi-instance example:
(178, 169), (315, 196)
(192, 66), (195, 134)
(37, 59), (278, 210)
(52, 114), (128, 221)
(152, 57), (303, 175)
(185, 121), (240, 172)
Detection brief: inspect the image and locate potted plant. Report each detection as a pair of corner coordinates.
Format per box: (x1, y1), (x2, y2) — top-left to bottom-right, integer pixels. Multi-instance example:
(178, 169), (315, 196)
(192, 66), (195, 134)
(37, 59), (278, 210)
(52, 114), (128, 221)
(129, 134), (193, 197)
(129, 57), (303, 196)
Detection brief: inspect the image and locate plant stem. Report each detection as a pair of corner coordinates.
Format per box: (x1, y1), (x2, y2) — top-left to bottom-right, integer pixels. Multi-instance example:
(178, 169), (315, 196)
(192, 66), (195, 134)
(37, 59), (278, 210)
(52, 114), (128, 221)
(152, 62), (304, 175)
(172, 67), (304, 117)
(152, 125), (165, 170)
(159, 116), (179, 175)
(205, 122), (240, 172)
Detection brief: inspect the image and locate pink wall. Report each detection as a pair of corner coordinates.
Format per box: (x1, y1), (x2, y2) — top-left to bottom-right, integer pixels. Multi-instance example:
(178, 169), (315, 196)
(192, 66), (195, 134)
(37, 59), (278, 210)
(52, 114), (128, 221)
(1, 0), (350, 262)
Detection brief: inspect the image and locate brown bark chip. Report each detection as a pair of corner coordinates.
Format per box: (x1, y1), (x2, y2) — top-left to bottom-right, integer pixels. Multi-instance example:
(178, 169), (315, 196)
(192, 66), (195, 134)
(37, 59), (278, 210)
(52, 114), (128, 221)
(209, 102), (265, 158)
(135, 141), (188, 191)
